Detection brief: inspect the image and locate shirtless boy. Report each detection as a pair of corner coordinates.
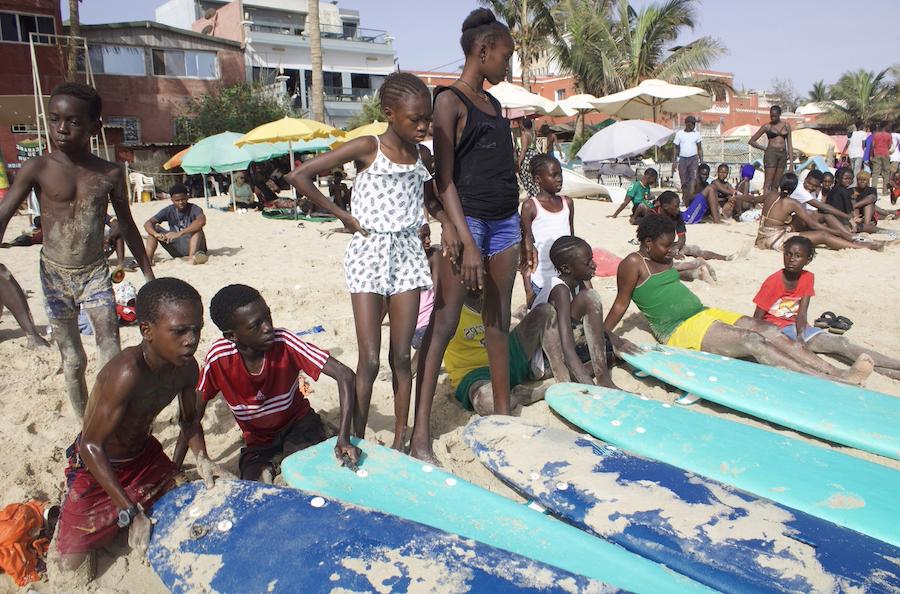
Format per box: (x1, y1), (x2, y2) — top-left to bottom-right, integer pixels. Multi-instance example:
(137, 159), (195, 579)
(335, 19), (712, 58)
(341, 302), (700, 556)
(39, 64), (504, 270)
(50, 278), (217, 585)
(0, 83), (154, 418)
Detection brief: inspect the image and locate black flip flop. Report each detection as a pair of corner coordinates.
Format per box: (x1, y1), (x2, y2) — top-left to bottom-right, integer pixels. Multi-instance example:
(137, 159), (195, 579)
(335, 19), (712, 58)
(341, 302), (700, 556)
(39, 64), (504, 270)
(828, 315), (853, 335)
(814, 311), (836, 329)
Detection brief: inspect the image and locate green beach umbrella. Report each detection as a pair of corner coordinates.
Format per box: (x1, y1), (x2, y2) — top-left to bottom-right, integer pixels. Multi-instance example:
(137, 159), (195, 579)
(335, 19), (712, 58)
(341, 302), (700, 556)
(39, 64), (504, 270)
(181, 131), (290, 174)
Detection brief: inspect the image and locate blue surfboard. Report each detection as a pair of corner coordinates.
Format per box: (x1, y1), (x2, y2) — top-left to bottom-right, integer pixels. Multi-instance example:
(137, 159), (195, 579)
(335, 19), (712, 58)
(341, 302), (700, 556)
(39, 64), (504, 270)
(148, 480), (616, 593)
(282, 437), (713, 594)
(546, 383), (900, 547)
(464, 416), (900, 594)
(621, 345), (900, 460)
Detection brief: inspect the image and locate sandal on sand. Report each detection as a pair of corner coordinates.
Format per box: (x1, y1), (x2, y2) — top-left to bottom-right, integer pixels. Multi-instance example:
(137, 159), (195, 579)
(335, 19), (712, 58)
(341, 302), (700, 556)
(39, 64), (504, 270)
(814, 311), (836, 329)
(192, 251), (209, 265)
(828, 315), (853, 335)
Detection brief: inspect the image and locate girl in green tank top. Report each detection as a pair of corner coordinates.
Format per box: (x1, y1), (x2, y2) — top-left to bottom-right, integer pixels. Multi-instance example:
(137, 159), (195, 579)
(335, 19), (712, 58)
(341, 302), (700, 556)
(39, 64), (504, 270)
(603, 215), (874, 384)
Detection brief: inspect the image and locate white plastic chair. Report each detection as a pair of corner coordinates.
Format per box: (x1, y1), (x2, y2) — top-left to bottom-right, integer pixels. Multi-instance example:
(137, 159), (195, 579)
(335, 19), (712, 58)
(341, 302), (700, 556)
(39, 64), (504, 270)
(128, 172), (157, 202)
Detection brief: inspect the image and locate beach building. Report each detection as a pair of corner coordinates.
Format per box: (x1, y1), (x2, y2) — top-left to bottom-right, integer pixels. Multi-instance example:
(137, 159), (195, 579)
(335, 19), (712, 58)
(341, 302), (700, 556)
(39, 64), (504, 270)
(155, 0), (397, 127)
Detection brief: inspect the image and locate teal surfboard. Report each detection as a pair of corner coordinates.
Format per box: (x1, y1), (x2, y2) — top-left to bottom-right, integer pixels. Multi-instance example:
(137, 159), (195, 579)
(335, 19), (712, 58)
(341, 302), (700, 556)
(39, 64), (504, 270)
(621, 345), (900, 460)
(546, 384), (900, 546)
(282, 437), (713, 594)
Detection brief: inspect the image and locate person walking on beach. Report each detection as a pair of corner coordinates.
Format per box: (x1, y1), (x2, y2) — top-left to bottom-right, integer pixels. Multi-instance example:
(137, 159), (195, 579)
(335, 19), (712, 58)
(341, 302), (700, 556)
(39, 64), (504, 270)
(412, 8), (526, 463)
(287, 72), (444, 452)
(672, 115), (703, 206)
(749, 105), (793, 193)
(845, 123), (868, 176)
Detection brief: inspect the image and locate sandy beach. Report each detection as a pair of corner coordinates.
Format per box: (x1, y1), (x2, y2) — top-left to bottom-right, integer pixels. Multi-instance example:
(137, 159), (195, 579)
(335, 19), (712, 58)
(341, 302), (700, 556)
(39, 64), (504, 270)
(1, 194), (898, 593)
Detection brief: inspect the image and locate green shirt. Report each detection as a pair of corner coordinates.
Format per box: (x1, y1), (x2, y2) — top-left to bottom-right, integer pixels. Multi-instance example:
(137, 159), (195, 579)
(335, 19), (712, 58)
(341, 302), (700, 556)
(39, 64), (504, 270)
(632, 267), (705, 340)
(626, 180), (654, 208)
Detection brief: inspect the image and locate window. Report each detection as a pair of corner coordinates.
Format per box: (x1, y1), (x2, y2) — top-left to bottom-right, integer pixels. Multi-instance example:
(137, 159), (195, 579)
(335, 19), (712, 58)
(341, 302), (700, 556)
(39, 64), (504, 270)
(152, 49), (217, 79)
(342, 22), (358, 39)
(105, 116), (140, 144)
(0, 11), (55, 44)
(555, 89), (566, 101)
(323, 71), (343, 88)
(87, 45), (146, 76)
(11, 124), (38, 134)
(350, 73), (370, 91)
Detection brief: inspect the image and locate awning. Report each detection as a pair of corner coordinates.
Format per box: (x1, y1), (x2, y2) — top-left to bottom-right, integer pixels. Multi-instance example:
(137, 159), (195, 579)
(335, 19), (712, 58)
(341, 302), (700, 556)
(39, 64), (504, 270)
(0, 95), (49, 126)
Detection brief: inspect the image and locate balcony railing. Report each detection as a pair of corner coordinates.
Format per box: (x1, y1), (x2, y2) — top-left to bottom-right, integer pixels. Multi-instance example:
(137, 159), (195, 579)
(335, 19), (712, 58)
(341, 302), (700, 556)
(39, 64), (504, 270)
(323, 86), (374, 102)
(249, 23), (389, 44)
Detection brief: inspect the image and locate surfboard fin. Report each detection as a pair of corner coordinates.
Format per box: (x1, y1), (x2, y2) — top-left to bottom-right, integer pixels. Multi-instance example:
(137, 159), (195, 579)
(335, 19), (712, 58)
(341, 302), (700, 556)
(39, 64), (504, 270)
(676, 393), (702, 405)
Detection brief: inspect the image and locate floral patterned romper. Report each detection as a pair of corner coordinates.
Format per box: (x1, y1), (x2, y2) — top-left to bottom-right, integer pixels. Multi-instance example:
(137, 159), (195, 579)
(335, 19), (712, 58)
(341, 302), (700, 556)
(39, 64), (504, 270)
(343, 136), (433, 296)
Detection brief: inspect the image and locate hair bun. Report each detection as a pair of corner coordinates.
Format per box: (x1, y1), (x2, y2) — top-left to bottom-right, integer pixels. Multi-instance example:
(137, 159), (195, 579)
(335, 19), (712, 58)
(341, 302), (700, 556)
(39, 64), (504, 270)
(462, 8), (497, 32)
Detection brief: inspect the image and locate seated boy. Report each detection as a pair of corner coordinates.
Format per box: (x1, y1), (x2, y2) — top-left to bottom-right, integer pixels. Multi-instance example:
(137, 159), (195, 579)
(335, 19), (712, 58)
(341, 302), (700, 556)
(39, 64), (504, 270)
(50, 278), (211, 586)
(610, 168), (658, 224)
(179, 284), (358, 483)
(144, 183), (208, 265)
(445, 291), (569, 416)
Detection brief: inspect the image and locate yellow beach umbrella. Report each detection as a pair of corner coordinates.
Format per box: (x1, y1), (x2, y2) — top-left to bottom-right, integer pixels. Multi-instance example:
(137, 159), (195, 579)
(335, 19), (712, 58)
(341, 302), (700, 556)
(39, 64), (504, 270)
(330, 121), (389, 148)
(234, 117), (343, 147)
(163, 146), (191, 171)
(790, 128), (837, 157)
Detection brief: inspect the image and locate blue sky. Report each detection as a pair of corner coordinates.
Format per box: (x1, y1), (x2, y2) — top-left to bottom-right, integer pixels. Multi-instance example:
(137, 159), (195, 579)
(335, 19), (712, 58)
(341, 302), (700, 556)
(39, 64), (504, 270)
(63, 0), (899, 94)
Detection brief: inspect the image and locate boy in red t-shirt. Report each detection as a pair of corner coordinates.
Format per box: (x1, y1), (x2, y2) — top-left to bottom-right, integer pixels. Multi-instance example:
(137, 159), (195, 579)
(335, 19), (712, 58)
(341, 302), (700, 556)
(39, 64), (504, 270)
(752, 236), (900, 378)
(176, 284), (359, 482)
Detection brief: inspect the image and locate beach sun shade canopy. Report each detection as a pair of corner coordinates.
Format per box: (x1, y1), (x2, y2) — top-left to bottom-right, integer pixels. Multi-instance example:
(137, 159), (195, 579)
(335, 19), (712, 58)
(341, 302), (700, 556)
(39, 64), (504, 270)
(557, 93), (604, 112)
(181, 132), (291, 174)
(235, 117), (344, 147)
(577, 119), (674, 162)
(721, 124), (758, 139)
(487, 82), (577, 117)
(162, 146), (191, 171)
(592, 79), (712, 120)
(791, 128), (838, 157)
(329, 121), (389, 148)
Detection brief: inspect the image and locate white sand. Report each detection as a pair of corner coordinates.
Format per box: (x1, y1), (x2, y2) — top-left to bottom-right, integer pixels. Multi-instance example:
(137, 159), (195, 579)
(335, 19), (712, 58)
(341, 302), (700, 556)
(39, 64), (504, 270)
(1, 196), (898, 593)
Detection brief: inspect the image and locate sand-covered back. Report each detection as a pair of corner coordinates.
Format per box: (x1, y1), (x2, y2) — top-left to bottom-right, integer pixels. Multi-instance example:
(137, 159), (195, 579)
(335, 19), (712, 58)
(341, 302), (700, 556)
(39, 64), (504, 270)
(1, 195), (897, 593)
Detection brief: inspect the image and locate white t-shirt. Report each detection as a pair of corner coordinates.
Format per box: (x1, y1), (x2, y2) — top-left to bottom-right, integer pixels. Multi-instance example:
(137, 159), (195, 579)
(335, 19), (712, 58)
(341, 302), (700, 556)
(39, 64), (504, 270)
(890, 132), (900, 163)
(847, 130), (867, 159)
(674, 129), (702, 158)
(790, 185), (819, 212)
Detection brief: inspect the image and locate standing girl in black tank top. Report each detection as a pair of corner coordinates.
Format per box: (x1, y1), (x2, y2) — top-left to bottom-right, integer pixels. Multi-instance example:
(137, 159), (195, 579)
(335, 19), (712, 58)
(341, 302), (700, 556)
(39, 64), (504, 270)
(409, 8), (531, 462)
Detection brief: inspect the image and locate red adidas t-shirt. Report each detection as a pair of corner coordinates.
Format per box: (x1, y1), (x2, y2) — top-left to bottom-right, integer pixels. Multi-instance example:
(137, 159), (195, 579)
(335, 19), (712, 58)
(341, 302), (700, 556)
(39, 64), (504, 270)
(752, 270), (815, 328)
(197, 328), (329, 447)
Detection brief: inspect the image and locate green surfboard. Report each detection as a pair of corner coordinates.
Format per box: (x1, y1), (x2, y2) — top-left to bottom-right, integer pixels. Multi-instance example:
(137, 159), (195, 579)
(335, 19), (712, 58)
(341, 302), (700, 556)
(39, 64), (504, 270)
(282, 437), (713, 594)
(621, 345), (900, 460)
(546, 383), (900, 546)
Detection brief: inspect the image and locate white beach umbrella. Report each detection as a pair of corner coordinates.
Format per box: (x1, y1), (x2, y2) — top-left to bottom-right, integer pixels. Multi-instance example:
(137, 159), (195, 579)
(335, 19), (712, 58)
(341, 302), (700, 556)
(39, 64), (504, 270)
(722, 124), (757, 139)
(557, 93), (603, 111)
(576, 120), (674, 162)
(592, 79), (712, 121)
(487, 82), (577, 117)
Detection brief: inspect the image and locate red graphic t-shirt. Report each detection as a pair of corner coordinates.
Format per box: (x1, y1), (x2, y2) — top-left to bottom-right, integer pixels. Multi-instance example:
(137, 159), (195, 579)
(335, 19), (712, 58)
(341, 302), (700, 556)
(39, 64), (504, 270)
(197, 328), (329, 447)
(752, 270), (815, 328)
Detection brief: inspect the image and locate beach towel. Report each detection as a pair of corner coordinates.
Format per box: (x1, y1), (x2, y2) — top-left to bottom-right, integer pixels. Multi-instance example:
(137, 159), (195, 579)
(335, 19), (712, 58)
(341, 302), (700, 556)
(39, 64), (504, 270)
(0, 500), (49, 586)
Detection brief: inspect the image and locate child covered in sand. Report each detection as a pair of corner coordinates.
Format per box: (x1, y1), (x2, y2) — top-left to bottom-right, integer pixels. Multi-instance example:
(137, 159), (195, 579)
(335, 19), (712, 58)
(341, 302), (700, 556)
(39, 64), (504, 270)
(0, 82), (154, 418)
(50, 278), (215, 586)
(752, 236), (900, 380)
(610, 168), (658, 224)
(179, 284), (358, 482)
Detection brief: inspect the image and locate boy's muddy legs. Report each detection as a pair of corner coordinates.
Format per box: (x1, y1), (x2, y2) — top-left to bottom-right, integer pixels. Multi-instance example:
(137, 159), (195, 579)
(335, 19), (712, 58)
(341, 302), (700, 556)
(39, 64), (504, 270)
(481, 245), (519, 416)
(735, 317), (851, 379)
(386, 289), (420, 451)
(808, 332), (900, 380)
(516, 303), (570, 382)
(571, 289), (617, 389)
(86, 305), (121, 368)
(50, 318), (89, 419)
(0, 263), (48, 348)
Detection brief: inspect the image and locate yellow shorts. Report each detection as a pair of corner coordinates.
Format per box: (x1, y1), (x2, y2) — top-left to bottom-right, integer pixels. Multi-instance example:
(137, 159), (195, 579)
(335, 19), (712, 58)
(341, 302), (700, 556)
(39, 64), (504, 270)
(665, 308), (744, 351)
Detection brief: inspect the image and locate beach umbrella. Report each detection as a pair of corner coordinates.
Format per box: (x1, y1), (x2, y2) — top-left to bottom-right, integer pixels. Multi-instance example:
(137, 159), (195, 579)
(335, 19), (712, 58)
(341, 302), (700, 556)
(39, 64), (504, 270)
(162, 146), (191, 171)
(791, 128), (837, 157)
(557, 94), (602, 111)
(722, 124), (757, 139)
(576, 120), (674, 162)
(329, 121), (389, 148)
(829, 135), (848, 155)
(592, 79), (712, 122)
(487, 82), (576, 117)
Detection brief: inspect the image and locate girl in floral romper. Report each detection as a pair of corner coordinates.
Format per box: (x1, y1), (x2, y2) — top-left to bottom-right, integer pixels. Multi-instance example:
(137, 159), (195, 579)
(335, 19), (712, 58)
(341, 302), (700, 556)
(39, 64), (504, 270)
(287, 72), (453, 451)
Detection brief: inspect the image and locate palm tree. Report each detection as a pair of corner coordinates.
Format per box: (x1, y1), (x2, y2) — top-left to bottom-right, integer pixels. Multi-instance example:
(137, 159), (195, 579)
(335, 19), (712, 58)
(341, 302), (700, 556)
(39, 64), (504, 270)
(478, 0), (556, 90)
(308, 0), (325, 122)
(825, 69), (892, 126)
(807, 80), (830, 103)
(66, 0), (81, 81)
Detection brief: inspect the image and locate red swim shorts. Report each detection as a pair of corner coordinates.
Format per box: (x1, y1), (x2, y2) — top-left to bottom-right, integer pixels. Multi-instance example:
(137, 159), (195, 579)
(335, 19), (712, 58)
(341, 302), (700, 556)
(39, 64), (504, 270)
(55, 436), (176, 555)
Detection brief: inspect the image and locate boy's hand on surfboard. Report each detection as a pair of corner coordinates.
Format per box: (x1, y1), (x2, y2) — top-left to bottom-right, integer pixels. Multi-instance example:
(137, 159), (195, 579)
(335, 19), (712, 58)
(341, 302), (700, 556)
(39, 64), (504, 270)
(129, 512), (153, 557)
(608, 333), (640, 356)
(196, 453), (237, 488)
(334, 439), (361, 468)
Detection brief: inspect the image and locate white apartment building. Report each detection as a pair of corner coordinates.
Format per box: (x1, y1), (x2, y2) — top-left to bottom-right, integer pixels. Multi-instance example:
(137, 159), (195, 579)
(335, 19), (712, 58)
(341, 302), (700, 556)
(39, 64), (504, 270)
(155, 0), (397, 126)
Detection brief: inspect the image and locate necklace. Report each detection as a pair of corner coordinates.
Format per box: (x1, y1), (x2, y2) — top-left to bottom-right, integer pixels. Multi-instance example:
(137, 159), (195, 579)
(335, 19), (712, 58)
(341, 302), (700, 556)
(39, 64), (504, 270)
(457, 79), (489, 103)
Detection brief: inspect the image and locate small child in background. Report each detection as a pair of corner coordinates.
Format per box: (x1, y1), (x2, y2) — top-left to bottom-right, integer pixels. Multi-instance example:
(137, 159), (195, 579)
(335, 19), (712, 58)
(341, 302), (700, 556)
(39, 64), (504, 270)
(752, 236), (900, 379)
(287, 72), (449, 452)
(610, 168), (657, 224)
(520, 154), (574, 306)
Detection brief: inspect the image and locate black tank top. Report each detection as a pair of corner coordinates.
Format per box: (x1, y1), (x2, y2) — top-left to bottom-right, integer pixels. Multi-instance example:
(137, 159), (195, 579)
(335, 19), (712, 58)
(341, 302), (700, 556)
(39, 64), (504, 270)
(434, 86), (519, 220)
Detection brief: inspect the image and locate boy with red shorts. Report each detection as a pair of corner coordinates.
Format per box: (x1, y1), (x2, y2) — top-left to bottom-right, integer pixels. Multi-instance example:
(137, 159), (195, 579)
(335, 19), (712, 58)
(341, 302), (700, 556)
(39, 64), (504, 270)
(51, 278), (225, 585)
(178, 284), (359, 483)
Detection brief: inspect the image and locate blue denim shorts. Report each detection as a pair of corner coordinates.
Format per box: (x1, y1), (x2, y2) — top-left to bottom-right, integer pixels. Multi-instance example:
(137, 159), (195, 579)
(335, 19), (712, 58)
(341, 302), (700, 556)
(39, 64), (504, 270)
(39, 252), (114, 320)
(465, 213), (522, 258)
(781, 325), (826, 342)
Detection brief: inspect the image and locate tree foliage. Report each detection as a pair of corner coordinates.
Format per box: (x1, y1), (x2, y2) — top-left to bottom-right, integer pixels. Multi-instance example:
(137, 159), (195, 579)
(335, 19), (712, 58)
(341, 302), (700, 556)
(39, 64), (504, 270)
(478, 0), (556, 89)
(174, 83), (287, 143)
(807, 80), (830, 103)
(768, 78), (800, 112)
(344, 95), (384, 130)
(824, 68), (896, 126)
